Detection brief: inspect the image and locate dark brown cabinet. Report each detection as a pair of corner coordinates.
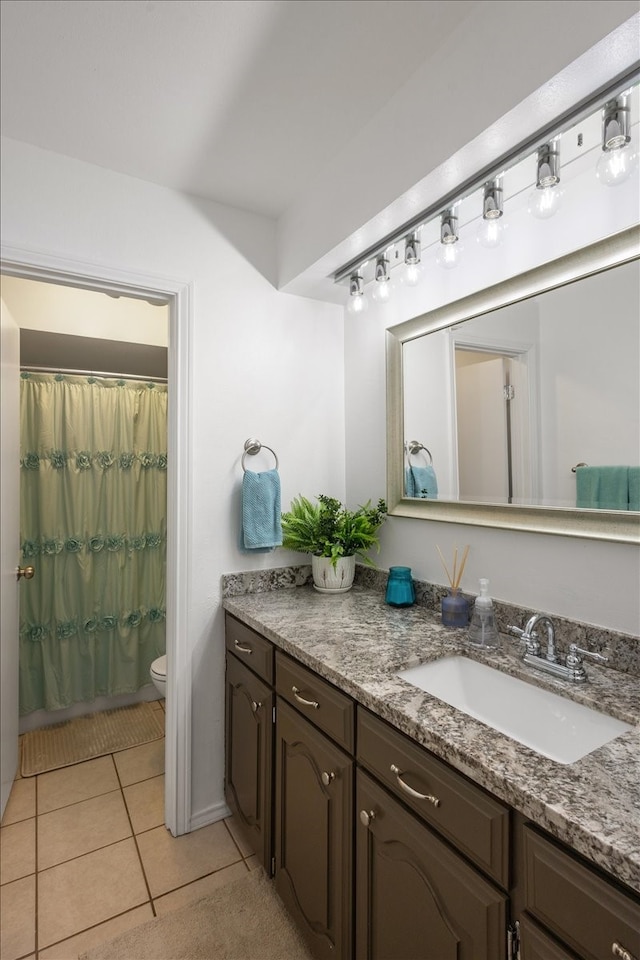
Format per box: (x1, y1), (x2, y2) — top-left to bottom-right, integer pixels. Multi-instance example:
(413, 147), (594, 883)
(521, 825), (640, 960)
(224, 612), (639, 960)
(356, 770), (507, 960)
(275, 697), (353, 960)
(224, 615), (275, 872)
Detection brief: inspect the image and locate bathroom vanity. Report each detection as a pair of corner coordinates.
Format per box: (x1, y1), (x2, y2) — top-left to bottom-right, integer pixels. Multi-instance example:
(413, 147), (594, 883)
(223, 584), (640, 960)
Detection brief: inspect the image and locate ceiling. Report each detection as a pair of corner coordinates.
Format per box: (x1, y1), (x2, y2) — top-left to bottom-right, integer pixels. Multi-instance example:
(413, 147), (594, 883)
(0, 0), (478, 220)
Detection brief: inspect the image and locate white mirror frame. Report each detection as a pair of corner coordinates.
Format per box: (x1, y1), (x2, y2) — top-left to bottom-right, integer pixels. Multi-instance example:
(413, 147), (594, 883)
(386, 225), (640, 544)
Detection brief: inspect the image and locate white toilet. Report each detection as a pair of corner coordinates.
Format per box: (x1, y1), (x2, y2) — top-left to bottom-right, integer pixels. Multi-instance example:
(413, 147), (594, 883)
(150, 655), (167, 698)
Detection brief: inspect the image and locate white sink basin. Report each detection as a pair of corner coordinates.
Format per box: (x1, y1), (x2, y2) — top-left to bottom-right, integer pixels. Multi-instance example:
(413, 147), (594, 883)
(397, 656), (632, 764)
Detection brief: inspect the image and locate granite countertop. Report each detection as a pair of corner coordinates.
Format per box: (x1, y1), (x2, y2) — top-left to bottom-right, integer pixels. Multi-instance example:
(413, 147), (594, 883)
(223, 584), (640, 895)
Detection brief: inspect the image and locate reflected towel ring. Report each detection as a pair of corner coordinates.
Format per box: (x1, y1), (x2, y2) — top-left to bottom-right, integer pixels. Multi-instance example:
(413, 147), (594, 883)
(242, 438), (279, 472)
(406, 440), (433, 465)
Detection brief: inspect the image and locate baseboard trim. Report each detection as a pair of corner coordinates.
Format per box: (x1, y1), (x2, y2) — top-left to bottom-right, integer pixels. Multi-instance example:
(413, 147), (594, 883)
(189, 798), (232, 832)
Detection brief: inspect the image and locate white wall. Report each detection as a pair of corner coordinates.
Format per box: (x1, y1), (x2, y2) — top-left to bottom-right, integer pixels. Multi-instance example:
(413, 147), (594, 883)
(344, 137), (640, 636)
(0, 136), (345, 825)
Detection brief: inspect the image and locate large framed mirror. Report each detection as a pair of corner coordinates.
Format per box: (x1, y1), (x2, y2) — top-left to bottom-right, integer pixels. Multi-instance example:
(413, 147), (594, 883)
(386, 226), (640, 543)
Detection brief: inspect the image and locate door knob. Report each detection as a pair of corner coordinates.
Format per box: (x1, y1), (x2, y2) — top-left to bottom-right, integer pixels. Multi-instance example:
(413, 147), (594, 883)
(16, 565), (35, 581)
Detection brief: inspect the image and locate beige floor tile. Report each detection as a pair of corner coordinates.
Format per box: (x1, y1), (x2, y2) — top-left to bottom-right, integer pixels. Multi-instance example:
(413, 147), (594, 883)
(246, 854), (261, 870)
(123, 775), (165, 834)
(38, 904), (154, 960)
(37, 756), (119, 814)
(38, 789), (132, 870)
(136, 820), (242, 898)
(223, 815), (253, 858)
(0, 874), (35, 960)
(1, 776), (36, 826)
(38, 837), (149, 948)
(0, 818), (35, 884)
(153, 859), (248, 916)
(113, 739), (165, 786)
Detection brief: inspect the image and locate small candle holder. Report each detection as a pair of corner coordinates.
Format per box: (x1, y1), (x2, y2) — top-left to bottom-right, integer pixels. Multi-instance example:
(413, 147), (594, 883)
(385, 566), (415, 607)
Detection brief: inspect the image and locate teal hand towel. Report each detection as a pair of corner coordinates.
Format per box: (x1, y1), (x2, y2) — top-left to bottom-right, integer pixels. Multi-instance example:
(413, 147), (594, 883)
(408, 465), (438, 499)
(242, 469), (282, 550)
(628, 467), (640, 511)
(575, 465), (629, 510)
(404, 467), (417, 497)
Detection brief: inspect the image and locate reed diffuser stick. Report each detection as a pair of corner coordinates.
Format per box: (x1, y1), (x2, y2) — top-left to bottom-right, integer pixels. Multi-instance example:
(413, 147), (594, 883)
(436, 544), (470, 595)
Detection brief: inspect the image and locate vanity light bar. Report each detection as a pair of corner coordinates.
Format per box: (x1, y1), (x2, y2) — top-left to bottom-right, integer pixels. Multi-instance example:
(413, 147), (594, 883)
(332, 64), (640, 286)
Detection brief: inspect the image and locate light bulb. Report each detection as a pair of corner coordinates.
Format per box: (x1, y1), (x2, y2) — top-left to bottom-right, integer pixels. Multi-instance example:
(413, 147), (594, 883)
(436, 241), (462, 269)
(596, 146), (638, 186)
(476, 217), (505, 249)
(402, 262), (424, 286)
(528, 185), (562, 220)
(347, 292), (368, 315)
(371, 279), (391, 302)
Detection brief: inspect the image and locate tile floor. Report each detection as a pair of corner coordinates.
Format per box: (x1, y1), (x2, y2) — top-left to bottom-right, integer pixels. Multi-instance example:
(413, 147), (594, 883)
(1, 701), (257, 960)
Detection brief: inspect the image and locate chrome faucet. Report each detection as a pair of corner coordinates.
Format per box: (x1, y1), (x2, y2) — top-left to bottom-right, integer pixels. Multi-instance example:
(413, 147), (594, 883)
(507, 614), (608, 682)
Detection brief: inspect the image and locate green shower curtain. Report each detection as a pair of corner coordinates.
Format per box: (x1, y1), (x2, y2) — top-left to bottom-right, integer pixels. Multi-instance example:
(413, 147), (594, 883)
(19, 372), (167, 714)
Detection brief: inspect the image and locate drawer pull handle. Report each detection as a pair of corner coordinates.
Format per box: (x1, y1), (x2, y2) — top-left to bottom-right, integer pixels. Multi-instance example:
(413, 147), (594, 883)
(321, 771), (335, 786)
(612, 943), (637, 960)
(360, 809), (376, 827)
(251, 700), (262, 713)
(390, 764), (441, 807)
(292, 686), (319, 709)
(234, 640), (253, 654)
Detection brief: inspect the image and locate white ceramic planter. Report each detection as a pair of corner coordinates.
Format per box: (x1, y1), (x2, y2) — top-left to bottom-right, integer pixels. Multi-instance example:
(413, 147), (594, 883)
(312, 555), (356, 593)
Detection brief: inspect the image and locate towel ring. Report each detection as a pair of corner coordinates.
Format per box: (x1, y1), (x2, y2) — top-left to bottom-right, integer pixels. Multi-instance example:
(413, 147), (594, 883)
(571, 462), (588, 473)
(406, 440), (433, 465)
(242, 438), (279, 472)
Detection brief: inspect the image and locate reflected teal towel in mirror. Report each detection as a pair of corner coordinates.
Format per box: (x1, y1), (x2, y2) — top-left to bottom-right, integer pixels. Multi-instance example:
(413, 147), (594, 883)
(405, 465), (438, 499)
(628, 467), (640, 511)
(242, 469), (283, 549)
(576, 465), (629, 510)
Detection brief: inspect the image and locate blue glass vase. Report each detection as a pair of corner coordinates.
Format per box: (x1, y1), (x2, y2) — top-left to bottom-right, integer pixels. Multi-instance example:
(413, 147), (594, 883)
(385, 566), (415, 607)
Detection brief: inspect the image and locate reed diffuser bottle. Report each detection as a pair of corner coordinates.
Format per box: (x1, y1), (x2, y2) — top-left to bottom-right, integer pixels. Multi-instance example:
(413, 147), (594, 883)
(437, 544), (470, 627)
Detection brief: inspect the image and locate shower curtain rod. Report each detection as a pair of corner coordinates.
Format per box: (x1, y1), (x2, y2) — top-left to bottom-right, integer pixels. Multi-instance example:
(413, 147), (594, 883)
(20, 365), (167, 384)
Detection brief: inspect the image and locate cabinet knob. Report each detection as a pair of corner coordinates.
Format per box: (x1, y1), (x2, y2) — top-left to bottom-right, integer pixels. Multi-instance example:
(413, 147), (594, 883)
(251, 700), (262, 713)
(321, 771), (335, 786)
(359, 809), (376, 827)
(612, 943), (637, 960)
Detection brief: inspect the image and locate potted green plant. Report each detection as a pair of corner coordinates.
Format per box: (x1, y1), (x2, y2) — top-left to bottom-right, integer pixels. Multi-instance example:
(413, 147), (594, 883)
(281, 494), (387, 593)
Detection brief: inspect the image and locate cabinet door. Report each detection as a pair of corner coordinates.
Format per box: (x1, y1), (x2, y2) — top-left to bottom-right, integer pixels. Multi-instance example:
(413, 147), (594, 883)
(356, 770), (506, 960)
(275, 698), (353, 960)
(225, 652), (274, 872)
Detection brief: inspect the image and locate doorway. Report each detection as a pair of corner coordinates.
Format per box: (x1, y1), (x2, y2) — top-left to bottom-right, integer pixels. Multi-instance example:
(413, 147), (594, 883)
(453, 341), (536, 505)
(0, 250), (193, 836)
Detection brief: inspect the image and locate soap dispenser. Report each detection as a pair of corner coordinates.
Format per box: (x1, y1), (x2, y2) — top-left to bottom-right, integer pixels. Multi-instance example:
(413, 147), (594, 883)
(468, 579), (499, 649)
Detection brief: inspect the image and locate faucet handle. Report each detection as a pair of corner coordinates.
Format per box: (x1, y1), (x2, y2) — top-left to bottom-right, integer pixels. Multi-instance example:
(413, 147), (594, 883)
(567, 644), (608, 667)
(507, 625), (540, 656)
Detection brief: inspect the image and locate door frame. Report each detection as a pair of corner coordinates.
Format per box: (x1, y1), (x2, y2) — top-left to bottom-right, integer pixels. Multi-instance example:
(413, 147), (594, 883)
(0, 243), (193, 836)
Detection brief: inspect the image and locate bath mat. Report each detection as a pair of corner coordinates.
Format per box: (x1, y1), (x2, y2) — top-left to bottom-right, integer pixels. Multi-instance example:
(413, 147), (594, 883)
(21, 701), (164, 776)
(80, 868), (313, 960)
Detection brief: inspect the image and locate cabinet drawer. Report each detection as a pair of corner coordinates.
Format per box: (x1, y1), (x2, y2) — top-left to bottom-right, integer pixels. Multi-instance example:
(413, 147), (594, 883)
(357, 707), (509, 889)
(523, 825), (640, 960)
(519, 915), (577, 960)
(276, 652), (354, 753)
(225, 613), (274, 684)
